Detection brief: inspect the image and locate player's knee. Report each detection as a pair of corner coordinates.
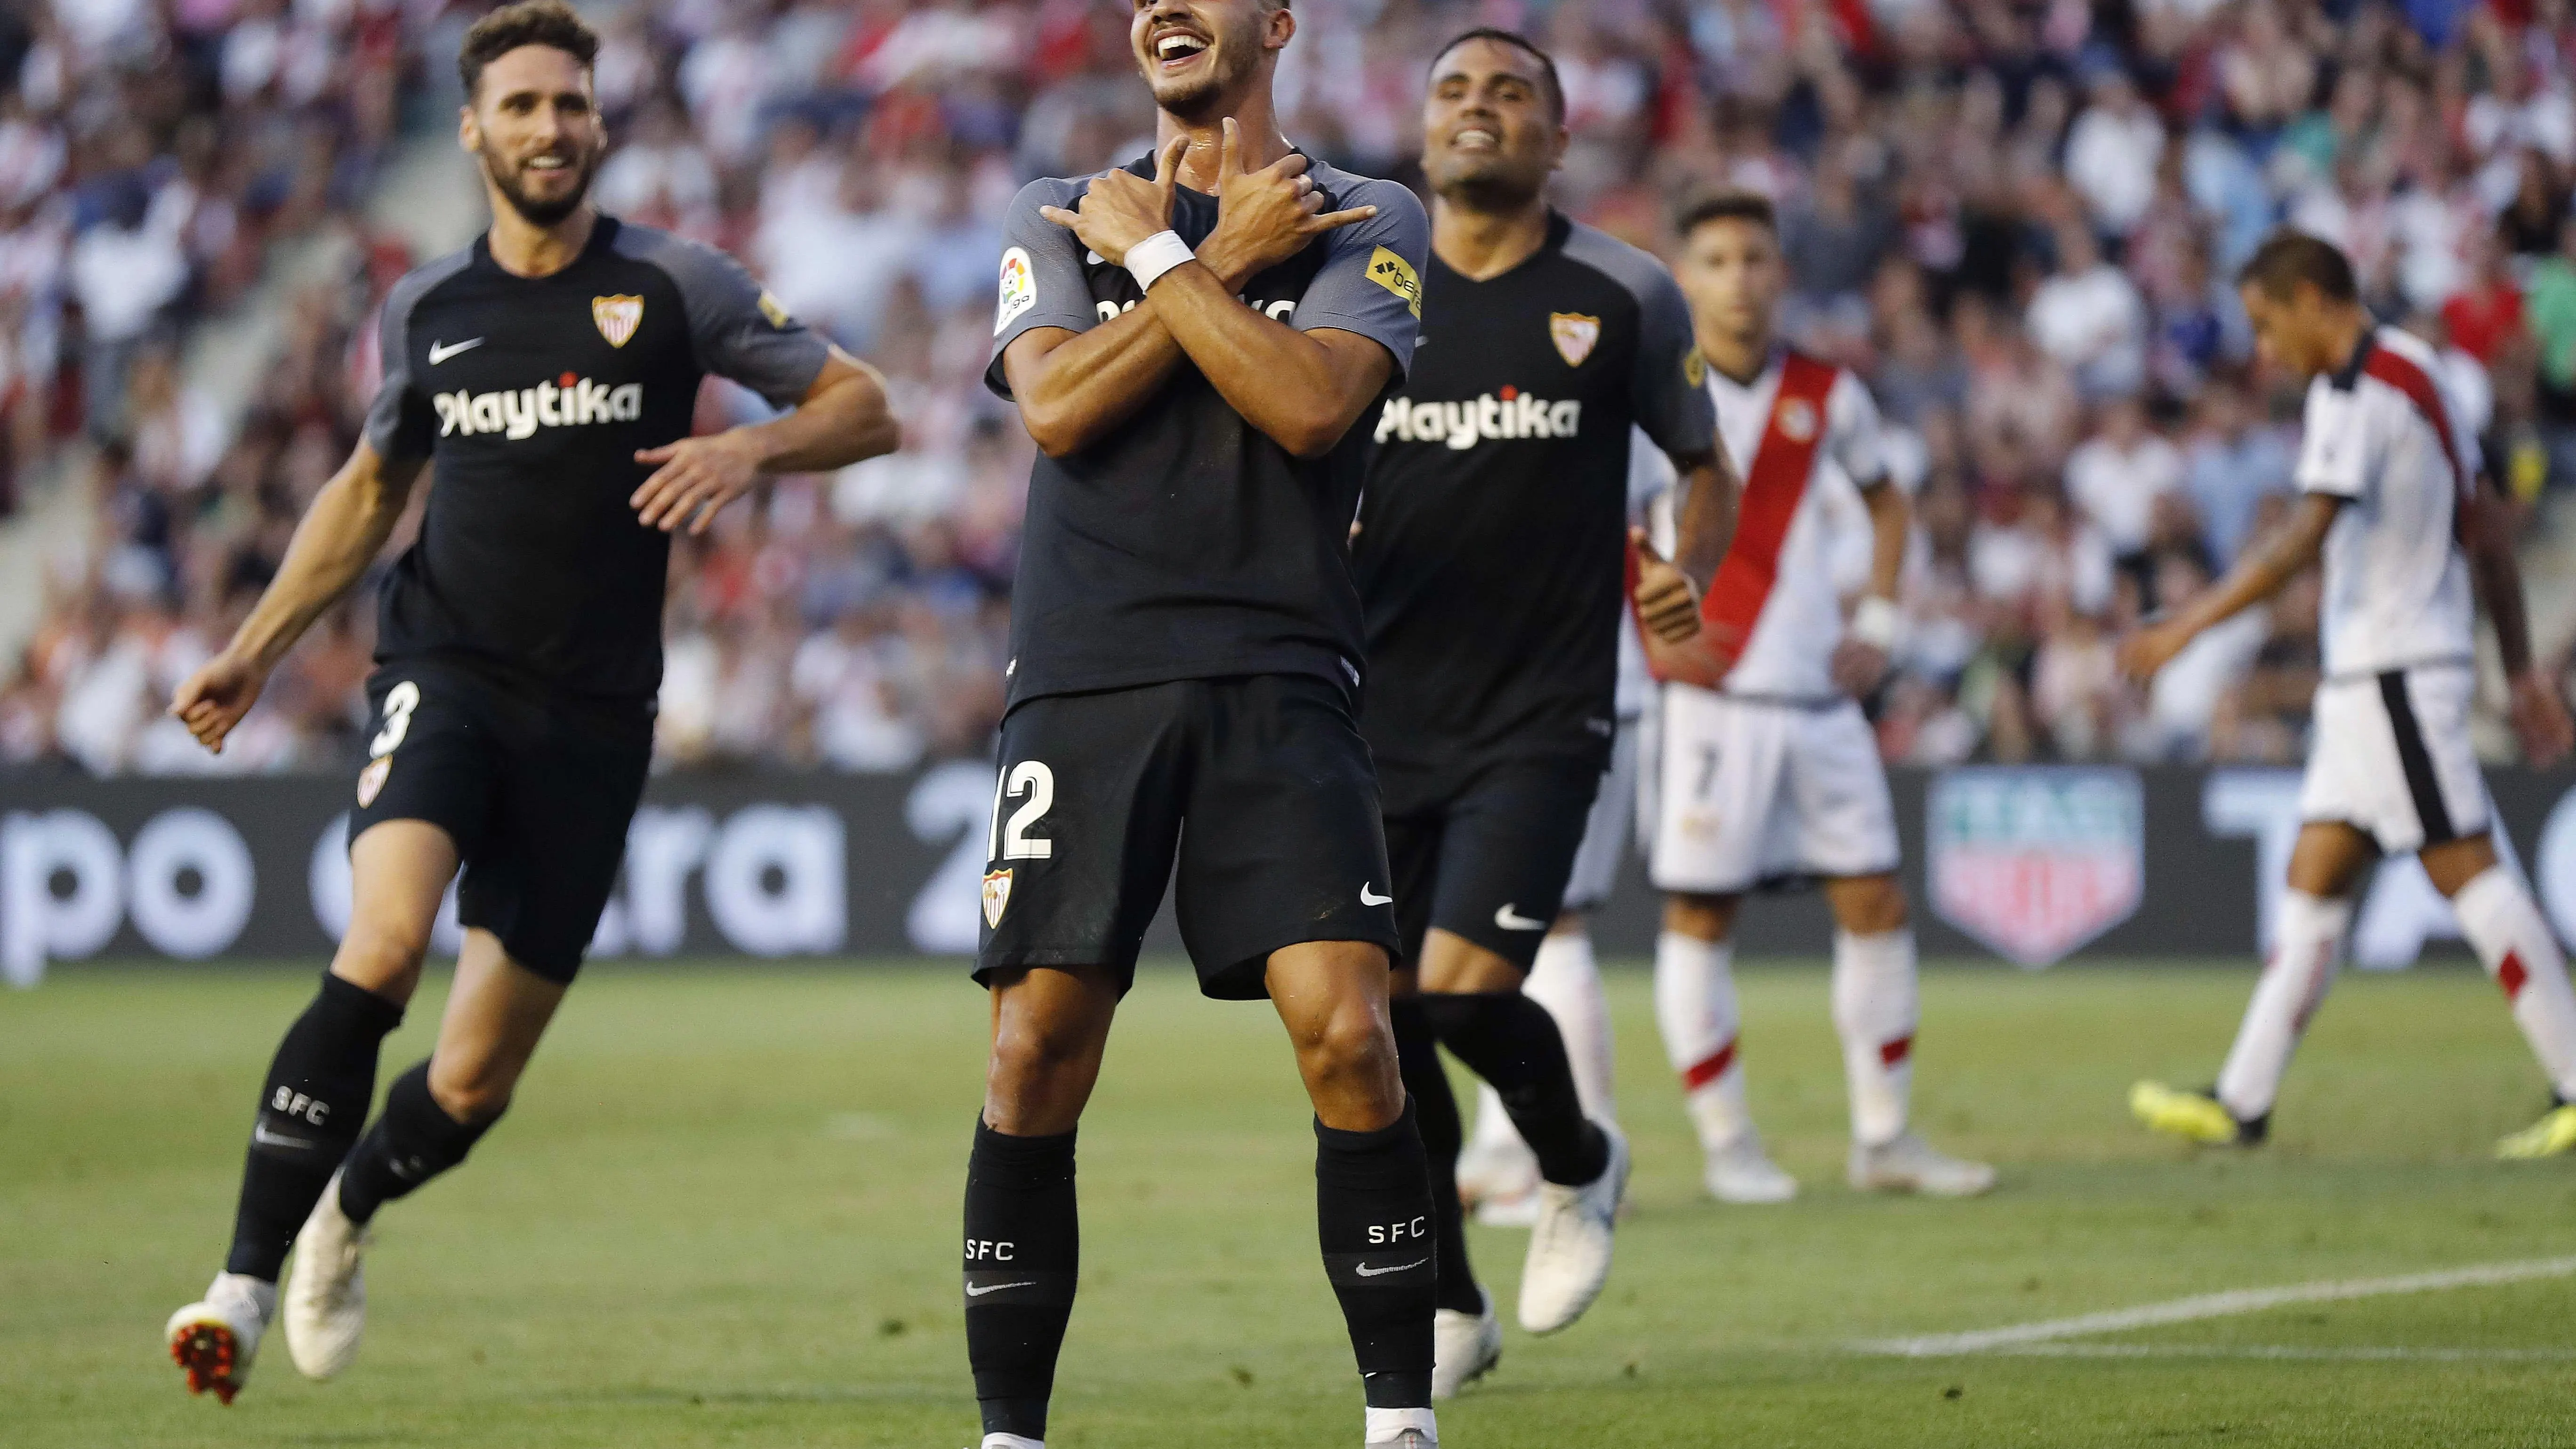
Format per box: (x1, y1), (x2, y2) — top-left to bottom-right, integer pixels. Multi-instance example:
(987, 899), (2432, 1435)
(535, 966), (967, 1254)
(987, 1015), (1105, 1092)
(1294, 1006), (1398, 1088)
(1834, 876), (1908, 934)
(331, 919), (432, 998)
(1664, 893), (1737, 941)
(424, 1055), (517, 1126)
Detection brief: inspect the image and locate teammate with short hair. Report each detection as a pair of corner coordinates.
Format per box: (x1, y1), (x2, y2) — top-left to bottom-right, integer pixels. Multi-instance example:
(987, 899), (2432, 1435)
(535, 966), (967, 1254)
(1646, 192), (1995, 1202)
(974, 2), (1439, 1446)
(161, 0), (897, 1403)
(1354, 29), (1735, 1396)
(2125, 231), (2576, 1155)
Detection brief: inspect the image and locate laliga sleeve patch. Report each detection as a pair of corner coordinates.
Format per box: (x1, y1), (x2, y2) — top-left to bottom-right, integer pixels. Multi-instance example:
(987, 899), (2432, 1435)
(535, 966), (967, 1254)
(1683, 345), (1707, 387)
(996, 246), (1038, 336)
(1366, 246), (1421, 318)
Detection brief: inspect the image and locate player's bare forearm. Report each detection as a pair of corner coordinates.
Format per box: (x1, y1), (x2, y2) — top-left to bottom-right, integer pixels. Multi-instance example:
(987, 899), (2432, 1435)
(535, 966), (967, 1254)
(739, 349), (900, 474)
(1150, 262), (1391, 458)
(1003, 314), (1189, 457)
(233, 444), (422, 670)
(2464, 484), (2538, 676)
(2183, 493), (2337, 639)
(1862, 478), (1909, 603)
(1670, 452), (1738, 593)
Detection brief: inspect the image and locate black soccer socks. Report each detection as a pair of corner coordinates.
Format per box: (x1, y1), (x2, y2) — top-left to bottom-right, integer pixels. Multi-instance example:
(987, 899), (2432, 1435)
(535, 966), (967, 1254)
(1315, 1097), (1438, 1409)
(1389, 998), (1482, 1314)
(1421, 991), (1609, 1187)
(963, 1119), (1079, 1442)
(225, 973), (405, 1280)
(334, 1061), (499, 1225)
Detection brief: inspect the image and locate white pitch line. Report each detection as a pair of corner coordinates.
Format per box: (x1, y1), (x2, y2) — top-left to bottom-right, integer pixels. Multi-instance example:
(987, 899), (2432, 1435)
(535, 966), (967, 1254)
(1989, 1343), (2576, 1362)
(1851, 1255), (2576, 1357)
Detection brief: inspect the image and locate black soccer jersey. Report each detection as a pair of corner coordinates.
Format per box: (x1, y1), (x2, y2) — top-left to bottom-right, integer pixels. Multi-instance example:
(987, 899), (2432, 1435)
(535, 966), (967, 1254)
(985, 153), (1429, 709)
(1354, 213), (1715, 779)
(363, 216), (830, 702)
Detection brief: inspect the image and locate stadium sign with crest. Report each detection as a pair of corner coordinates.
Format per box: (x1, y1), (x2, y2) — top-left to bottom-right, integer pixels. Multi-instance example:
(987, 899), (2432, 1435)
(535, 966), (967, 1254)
(1928, 767), (2144, 967)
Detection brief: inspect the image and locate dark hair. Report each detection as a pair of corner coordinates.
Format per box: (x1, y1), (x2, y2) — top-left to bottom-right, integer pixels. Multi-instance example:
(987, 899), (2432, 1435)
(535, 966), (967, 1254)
(459, 0), (599, 99)
(1674, 189), (1778, 239)
(1429, 28), (1564, 125)
(2237, 230), (2358, 303)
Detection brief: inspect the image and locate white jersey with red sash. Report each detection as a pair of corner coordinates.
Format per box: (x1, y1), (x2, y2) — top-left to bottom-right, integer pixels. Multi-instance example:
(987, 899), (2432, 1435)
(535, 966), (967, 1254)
(1638, 347), (1887, 699)
(2294, 325), (2479, 679)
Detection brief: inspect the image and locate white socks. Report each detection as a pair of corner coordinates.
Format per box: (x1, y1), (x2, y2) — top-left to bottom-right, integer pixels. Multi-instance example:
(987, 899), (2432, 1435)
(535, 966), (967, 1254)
(2454, 866), (2576, 1102)
(1832, 929), (1918, 1149)
(2216, 889), (2350, 1122)
(1655, 931), (1752, 1151)
(1464, 927), (1618, 1161)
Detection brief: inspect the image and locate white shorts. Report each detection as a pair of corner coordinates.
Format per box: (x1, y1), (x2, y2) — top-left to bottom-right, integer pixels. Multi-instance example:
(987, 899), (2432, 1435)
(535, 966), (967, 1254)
(1649, 686), (1900, 894)
(1559, 716), (1640, 913)
(2299, 663), (2492, 855)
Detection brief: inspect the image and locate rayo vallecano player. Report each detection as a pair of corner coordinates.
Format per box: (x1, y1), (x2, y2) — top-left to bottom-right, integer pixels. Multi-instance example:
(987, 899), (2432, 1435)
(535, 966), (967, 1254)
(2126, 232), (2576, 1157)
(1645, 192), (1993, 1203)
(161, 0), (895, 1404)
(975, 2), (1440, 1447)
(1354, 31), (1734, 1395)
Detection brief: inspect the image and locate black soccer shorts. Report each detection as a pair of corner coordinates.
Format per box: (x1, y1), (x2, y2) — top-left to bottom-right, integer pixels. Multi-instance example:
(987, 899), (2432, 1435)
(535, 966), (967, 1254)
(974, 674), (1402, 1000)
(1381, 755), (1603, 974)
(348, 659), (652, 982)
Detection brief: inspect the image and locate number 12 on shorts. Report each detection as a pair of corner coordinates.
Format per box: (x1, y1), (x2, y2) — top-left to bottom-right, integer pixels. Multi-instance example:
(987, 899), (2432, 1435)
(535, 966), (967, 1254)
(987, 761), (1055, 862)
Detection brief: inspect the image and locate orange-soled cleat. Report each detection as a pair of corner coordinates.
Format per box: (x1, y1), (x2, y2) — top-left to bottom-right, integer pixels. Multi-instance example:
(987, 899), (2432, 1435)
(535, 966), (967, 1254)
(166, 1274), (273, 1403)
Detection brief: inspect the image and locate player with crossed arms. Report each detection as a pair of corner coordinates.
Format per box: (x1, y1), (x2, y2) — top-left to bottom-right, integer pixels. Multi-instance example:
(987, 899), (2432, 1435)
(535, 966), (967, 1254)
(2126, 232), (2576, 1156)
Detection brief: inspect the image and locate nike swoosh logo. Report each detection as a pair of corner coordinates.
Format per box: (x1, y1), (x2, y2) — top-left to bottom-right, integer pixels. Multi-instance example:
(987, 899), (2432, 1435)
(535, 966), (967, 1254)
(250, 1124), (315, 1150)
(1360, 884), (1392, 906)
(1354, 1258), (1428, 1277)
(965, 1280), (1037, 1297)
(427, 338), (484, 364)
(1494, 903), (1548, 931)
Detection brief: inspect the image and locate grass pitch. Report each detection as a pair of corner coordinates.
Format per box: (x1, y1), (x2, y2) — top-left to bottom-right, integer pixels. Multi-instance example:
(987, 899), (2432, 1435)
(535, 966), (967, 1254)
(7, 959), (2576, 1447)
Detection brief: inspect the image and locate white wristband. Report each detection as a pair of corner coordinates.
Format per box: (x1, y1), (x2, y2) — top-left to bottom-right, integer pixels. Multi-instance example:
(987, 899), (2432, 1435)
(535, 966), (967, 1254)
(1125, 231), (1194, 292)
(1849, 595), (1903, 652)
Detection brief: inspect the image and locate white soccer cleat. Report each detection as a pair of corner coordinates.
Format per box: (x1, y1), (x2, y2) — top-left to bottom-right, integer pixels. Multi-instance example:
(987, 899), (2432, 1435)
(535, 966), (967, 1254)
(1364, 1406), (1439, 1449)
(1368, 1432), (1435, 1449)
(1455, 1133), (1540, 1215)
(1848, 1132), (1996, 1198)
(1704, 1133), (1799, 1204)
(283, 1169), (370, 1379)
(1471, 1186), (1540, 1228)
(165, 1272), (274, 1404)
(1516, 1122), (1628, 1335)
(1430, 1287), (1502, 1399)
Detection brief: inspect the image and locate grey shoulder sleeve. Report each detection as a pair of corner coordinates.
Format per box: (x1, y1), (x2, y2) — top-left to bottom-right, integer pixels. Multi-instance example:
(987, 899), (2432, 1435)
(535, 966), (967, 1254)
(1562, 223), (1716, 460)
(1289, 170), (1428, 382)
(362, 246), (472, 462)
(612, 224), (831, 410)
(986, 176), (1101, 400)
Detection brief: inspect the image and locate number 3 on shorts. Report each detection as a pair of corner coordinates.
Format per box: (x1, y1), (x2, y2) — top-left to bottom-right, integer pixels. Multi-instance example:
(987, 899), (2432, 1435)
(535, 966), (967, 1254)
(987, 760), (1055, 861)
(370, 681), (421, 759)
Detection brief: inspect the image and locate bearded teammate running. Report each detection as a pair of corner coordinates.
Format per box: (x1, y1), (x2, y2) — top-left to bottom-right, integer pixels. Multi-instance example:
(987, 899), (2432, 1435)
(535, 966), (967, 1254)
(974, 3), (1441, 1447)
(160, 1), (896, 1404)
(2125, 233), (2576, 1156)
(1352, 30), (1735, 1397)
(1644, 192), (1994, 1203)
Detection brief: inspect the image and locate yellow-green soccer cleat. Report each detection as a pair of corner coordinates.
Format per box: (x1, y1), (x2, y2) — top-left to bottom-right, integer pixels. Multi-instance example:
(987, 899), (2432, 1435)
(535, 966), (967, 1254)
(2496, 1103), (2576, 1160)
(2130, 1081), (2253, 1146)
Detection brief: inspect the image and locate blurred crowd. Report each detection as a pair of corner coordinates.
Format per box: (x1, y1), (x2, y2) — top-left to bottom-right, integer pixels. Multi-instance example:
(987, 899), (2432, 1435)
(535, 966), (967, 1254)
(8, 0), (2576, 777)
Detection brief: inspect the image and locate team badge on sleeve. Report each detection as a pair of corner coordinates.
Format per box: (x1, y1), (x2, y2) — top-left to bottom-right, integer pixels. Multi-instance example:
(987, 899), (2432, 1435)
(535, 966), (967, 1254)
(1550, 312), (1602, 367)
(592, 295), (644, 348)
(757, 290), (792, 328)
(1367, 246), (1421, 317)
(1683, 345), (1707, 387)
(982, 867), (1014, 927)
(356, 756), (391, 808)
(996, 246), (1037, 335)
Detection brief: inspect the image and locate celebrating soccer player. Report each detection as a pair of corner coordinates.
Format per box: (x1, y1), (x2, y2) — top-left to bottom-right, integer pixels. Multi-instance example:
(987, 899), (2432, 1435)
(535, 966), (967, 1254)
(1352, 30), (1735, 1396)
(161, 0), (897, 1404)
(2125, 232), (2576, 1156)
(1645, 193), (1995, 1203)
(972, 2), (1437, 1447)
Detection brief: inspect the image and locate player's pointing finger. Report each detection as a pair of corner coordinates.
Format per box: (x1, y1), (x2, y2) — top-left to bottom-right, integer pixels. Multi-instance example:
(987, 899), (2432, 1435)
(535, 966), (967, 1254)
(1305, 206), (1377, 233)
(1218, 116), (1239, 178)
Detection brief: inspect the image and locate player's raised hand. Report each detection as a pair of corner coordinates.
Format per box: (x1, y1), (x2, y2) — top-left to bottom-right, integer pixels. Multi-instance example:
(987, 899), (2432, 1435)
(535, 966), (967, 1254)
(1630, 527), (1702, 644)
(2510, 667), (2575, 767)
(168, 651), (269, 755)
(1201, 118), (1378, 285)
(2116, 620), (2190, 684)
(631, 429), (765, 535)
(1039, 136), (1184, 266)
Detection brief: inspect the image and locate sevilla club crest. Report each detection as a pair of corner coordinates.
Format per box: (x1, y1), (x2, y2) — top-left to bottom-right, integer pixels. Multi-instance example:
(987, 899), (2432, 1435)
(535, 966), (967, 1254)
(1549, 312), (1602, 368)
(982, 868), (1013, 928)
(1928, 768), (2143, 967)
(592, 294), (644, 348)
(356, 756), (392, 808)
